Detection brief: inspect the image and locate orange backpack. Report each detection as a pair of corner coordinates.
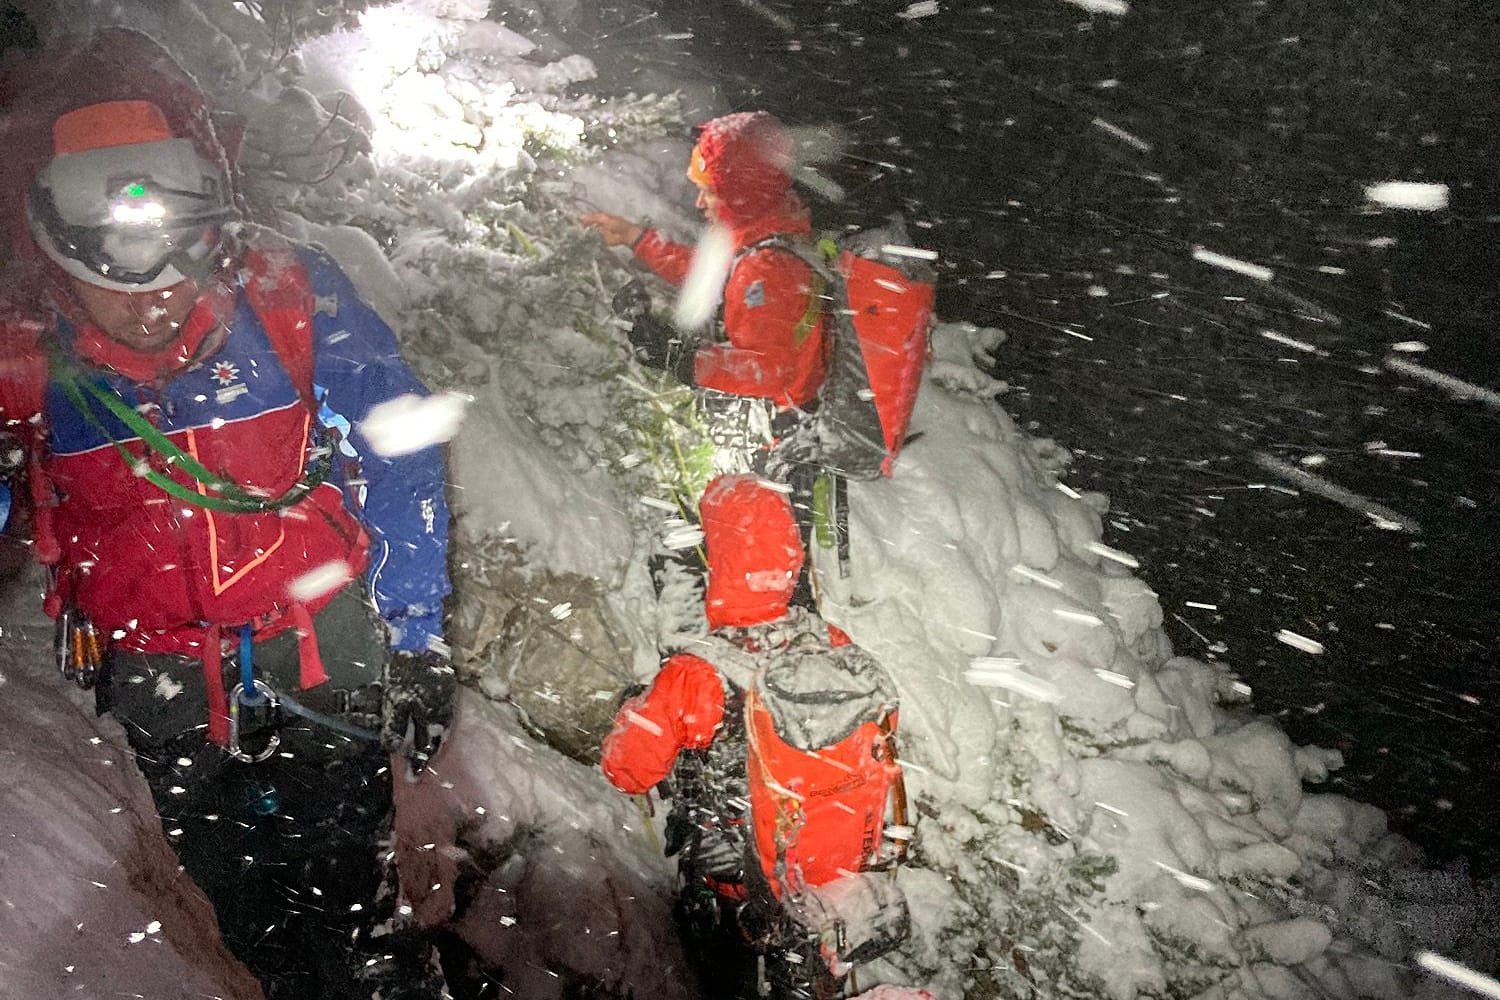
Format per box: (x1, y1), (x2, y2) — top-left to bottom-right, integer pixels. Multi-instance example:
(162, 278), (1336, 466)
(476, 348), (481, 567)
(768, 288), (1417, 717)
(742, 642), (903, 898)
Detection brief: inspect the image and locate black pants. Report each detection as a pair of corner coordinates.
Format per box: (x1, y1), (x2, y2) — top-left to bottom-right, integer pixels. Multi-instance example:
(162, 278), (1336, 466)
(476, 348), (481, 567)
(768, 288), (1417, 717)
(103, 587), (436, 1000)
(675, 883), (844, 1000)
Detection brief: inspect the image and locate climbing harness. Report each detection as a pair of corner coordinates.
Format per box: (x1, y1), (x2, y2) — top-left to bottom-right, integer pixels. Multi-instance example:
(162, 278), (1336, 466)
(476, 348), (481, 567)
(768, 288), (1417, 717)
(53, 360), (332, 514)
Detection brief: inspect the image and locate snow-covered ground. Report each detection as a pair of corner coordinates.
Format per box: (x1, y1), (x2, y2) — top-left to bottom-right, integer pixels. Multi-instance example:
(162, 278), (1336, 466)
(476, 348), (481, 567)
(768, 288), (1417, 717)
(2, 2), (1498, 998)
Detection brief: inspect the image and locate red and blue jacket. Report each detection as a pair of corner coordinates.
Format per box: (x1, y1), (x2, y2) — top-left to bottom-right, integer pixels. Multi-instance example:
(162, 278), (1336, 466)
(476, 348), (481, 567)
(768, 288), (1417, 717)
(27, 242), (449, 657)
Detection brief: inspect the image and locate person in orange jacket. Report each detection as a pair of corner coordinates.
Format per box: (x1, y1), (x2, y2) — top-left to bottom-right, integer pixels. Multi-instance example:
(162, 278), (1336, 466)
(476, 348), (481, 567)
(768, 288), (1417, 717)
(582, 111), (828, 450)
(600, 473), (906, 998)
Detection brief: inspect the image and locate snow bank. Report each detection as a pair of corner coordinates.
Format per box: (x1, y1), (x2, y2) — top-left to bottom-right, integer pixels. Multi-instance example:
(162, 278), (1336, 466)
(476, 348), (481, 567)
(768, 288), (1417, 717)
(392, 690), (698, 999)
(0, 571), (264, 1000)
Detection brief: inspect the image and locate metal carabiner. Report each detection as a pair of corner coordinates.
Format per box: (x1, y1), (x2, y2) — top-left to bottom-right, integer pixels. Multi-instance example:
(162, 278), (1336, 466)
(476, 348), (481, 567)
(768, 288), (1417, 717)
(54, 606), (103, 689)
(227, 679), (282, 764)
(54, 604), (75, 682)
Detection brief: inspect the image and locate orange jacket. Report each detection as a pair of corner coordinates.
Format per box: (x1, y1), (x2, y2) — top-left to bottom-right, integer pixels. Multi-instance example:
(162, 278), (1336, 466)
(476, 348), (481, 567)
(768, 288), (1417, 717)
(600, 475), (896, 898)
(632, 112), (828, 409)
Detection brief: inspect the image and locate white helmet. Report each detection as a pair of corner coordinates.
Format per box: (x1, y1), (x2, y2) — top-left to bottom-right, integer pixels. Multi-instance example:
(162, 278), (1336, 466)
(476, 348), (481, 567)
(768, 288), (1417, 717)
(27, 100), (235, 293)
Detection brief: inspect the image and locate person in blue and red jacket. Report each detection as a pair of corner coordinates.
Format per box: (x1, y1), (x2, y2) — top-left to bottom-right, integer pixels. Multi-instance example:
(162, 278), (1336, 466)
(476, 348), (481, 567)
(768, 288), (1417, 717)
(582, 111), (829, 465)
(0, 30), (452, 1000)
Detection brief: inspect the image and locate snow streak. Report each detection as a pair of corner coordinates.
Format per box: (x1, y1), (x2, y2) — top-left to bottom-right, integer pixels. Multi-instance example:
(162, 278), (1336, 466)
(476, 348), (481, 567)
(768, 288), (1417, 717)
(1064, 0), (1131, 15)
(1385, 357), (1500, 408)
(1364, 181), (1450, 211)
(1415, 952), (1500, 999)
(1191, 246), (1274, 282)
(674, 226), (735, 330)
(1252, 453), (1421, 533)
(1091, 117), (1151, 152)
(1273, 629), (1326, 656)
(360, 391), (469, 456)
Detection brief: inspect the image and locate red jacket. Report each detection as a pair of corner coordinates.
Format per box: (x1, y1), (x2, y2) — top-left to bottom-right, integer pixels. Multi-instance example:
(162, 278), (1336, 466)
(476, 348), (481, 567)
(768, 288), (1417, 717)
(633, 112), (828, 409)
(601, 475), (896, 897)
(603, 473), (803, 793)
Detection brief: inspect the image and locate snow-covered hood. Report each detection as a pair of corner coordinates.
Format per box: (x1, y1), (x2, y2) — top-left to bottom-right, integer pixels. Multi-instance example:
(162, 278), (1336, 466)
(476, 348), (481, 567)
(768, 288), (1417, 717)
(694, 111), (801, 231)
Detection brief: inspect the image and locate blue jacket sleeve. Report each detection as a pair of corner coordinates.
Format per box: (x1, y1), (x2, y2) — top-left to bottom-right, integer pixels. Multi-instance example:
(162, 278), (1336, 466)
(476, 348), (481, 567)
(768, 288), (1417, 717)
(298, 247), (451, 651)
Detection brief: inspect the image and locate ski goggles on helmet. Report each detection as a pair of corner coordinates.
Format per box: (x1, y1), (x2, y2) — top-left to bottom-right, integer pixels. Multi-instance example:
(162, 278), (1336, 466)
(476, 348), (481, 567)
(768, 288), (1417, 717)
(28, 137), (235, 292)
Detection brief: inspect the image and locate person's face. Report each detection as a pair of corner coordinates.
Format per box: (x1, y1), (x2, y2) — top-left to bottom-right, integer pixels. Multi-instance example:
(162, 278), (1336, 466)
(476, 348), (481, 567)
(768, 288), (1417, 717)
(695, 184), (721, 223)
(68, 277), (200, 353)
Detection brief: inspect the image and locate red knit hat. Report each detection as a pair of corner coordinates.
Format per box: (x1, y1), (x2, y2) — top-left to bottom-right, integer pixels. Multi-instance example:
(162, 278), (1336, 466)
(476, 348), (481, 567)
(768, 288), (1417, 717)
(701, 473), (804, 629)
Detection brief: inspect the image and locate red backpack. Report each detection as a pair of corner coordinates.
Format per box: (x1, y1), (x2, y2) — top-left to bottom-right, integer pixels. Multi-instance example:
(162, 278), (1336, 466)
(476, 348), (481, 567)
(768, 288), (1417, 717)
(742, 641), (903, 895)
(752, 234), (936, 480)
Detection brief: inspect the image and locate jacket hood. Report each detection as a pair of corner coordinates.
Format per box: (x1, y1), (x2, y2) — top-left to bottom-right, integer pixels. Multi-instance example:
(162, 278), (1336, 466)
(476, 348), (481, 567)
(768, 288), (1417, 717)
(701, 473), (804, 629)
(693, 112), (801, 230)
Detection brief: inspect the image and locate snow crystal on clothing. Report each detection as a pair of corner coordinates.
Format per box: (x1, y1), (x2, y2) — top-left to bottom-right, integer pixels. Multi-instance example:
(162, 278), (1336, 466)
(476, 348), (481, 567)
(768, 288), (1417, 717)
(359, 391), (468, 456)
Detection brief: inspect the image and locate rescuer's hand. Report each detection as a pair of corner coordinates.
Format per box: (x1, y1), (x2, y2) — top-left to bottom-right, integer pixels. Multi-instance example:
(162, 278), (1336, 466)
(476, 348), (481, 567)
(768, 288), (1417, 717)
(382, 648), (456, 774)
(581, 212), (645, 248)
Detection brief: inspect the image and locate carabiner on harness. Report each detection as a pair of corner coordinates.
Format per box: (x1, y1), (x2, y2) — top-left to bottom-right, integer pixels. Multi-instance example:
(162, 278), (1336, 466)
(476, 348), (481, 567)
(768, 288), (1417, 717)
(55, 604), (103, 690)
(228, 678), (282, 763)
(227, 626), (281, 763)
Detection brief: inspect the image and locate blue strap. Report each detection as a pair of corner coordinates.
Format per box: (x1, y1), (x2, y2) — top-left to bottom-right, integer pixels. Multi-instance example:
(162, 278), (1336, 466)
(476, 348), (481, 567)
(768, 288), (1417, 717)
(238, 624), (266, 706)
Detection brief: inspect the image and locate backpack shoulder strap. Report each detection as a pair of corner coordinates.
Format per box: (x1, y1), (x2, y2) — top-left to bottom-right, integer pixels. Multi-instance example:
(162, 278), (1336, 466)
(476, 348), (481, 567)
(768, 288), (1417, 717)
(241, 236), (317, 411)
(733, 235), (831, 346)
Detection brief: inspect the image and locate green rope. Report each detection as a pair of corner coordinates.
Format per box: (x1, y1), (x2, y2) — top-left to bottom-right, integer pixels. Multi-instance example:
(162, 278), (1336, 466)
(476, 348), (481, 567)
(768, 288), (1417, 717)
(55, 365), (329, 514)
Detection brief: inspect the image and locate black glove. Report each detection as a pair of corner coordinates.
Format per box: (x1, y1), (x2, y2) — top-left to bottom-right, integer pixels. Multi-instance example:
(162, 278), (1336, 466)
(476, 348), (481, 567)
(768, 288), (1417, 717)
(627, 314), (698, 384)
(610, 278), (653, 320)
(382, 648), (456, 773)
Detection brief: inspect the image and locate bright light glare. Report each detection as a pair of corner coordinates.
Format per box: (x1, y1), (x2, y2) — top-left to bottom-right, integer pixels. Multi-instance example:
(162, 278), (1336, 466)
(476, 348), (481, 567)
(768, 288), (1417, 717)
(112, 200), (166, 224)
(312, 3), (588, 165)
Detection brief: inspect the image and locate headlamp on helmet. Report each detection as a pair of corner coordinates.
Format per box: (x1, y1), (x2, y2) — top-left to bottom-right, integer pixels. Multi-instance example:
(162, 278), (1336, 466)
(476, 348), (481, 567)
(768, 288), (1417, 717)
(28, 136), (235, 292)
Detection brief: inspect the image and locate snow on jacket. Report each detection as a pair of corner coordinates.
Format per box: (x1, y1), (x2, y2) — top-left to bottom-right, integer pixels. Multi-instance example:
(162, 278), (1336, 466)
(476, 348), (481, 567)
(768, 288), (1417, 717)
(632, 113), (828, 409)
(600, 474), (898, 896)
(2, 237), (450, 655)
